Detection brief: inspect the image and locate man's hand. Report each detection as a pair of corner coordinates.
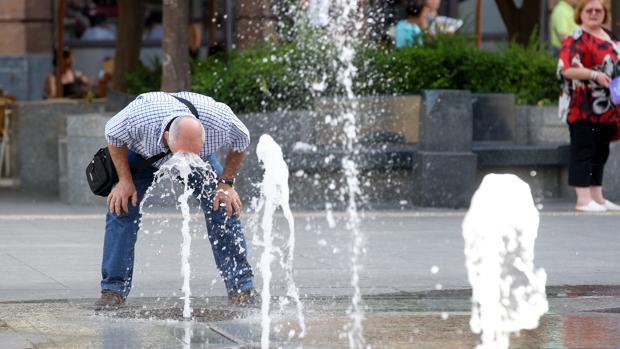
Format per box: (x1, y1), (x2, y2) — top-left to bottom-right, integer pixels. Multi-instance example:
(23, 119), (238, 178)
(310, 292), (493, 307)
(213, 183), (242, 217)
(107, 180), (138, 216)
(106, 144), (135, 216)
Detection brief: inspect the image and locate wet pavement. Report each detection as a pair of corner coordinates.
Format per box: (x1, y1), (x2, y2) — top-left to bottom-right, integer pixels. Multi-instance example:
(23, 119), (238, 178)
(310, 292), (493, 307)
(2, 286), (620, 348)
(1, 191), (619, 348)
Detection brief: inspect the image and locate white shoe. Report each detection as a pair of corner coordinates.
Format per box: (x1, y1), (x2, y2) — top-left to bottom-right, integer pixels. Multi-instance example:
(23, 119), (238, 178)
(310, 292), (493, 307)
(576, 201), (607, 212)
(603, 200), (620, 211)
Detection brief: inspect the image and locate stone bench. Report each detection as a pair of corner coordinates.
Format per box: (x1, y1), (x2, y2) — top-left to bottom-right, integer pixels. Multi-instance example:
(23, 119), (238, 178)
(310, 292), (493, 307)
(288, 144), (418, 172)
(473, 143), (570, 167)
(285, 90), (581, 208)
(288, 143), (570, 172)
(286, 141), (571, 208)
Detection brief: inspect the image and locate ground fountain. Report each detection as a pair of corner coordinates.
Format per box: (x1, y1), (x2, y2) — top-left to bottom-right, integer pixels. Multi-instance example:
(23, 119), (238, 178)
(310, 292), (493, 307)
(317, 0), (370, 347)
(128, 3), (552, 348)
(140, 152), (217, 320)
(463, 174), (549, 349)
(254, 134), (306, 348)
(5, 0), (620, 347)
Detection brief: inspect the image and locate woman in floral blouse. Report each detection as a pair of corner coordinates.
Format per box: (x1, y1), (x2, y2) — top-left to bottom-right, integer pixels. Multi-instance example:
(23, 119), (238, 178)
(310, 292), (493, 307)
(558, 0), (620, 212)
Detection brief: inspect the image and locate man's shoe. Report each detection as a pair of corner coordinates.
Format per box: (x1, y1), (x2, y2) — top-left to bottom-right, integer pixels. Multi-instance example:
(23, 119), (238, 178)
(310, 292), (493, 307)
(95, 289), (125, 310)
(229, 288), (261, 307)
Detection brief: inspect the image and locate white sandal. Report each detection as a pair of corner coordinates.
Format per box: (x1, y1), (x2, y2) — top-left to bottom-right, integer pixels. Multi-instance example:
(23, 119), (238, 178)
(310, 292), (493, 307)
(576, 201), (607, 212)
(603, 200), (620, 211)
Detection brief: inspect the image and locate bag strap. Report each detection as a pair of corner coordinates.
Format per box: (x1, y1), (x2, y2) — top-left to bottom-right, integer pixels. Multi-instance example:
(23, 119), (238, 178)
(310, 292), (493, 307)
(132, 150), (170, 173)
(171, 95), (199, 119)
(132, 95), (201, 173)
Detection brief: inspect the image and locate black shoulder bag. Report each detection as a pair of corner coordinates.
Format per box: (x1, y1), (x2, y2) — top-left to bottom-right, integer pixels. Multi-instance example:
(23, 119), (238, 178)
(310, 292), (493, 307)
(86, 95), (200, 197)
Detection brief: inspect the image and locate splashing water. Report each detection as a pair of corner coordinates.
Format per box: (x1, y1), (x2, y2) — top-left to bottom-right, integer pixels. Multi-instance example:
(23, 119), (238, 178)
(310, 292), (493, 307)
(177, 188), (193, 319)
(255, 134), (306, 349)
(182, 321), (192, 349)
(322, 0), (368, 347)
(308, 0), (329, 27)
(341, 157), (366, 349)
(462, 174), (549, 349)
(141, 152), (216, 319)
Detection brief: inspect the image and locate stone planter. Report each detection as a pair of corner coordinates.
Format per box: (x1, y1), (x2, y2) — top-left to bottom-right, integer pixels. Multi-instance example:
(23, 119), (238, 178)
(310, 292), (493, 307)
(14, 99), (104, 195)
(313, 95), (420, 145)
(472, 93), (516, 142)
(516, 106), (569, 145)
(104, 89), (136, 112)
(62, 114), (111, 205)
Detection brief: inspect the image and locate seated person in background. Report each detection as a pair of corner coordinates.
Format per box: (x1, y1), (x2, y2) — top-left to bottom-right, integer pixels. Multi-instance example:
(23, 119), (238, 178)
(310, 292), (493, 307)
(97, 57), (114, 98)
(425, 0), (463, 35)
(144, 12), (163, 41)
(395, 0), (428, 48)
(189, 23), (202, 59)
(81, 14), (116, 41)
(44, 48), (90, 99)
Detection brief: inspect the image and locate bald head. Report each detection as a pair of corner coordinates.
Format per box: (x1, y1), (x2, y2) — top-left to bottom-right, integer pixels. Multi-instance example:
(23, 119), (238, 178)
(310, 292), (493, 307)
(164, 115), (205, 155)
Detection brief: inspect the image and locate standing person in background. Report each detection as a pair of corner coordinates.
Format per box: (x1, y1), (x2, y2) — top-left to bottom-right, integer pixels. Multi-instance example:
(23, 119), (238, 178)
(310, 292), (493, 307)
(550, 0), (579, 56)
(557, 0), (620, 212)
(394, 0), (428, 48)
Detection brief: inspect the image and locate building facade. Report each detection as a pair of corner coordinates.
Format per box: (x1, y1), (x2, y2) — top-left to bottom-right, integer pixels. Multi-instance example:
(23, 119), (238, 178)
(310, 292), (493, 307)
(0, 0), (53, 100)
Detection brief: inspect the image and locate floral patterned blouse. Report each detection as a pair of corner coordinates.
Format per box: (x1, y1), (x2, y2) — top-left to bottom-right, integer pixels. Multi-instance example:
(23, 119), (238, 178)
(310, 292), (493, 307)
(557, 27), (620, 131)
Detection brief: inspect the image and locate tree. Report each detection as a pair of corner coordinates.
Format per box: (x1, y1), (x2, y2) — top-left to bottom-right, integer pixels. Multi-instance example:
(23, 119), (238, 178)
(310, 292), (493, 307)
(613, 0), (620, 38)
(112, 0), (145, 92)
(495, 0), (541, 46)
(161, 0), (191, 92)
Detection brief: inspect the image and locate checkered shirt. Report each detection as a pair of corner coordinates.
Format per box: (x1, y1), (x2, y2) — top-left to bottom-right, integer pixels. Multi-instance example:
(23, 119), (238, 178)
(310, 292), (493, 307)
(105, 91), (250, 167)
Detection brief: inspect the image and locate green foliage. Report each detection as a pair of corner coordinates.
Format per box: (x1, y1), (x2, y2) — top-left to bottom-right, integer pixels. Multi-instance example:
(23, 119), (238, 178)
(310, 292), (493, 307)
(191, 44), (329, 113)
(126, 35), (558, 113)
(356, 35), (558, 105)
(126, 57), (162, 95)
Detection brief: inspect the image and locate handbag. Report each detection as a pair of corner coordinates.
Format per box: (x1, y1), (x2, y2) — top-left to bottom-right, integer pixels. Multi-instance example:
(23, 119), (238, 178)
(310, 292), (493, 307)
(86, 147), (117, 196)
(86, 147), (170, 197)
(86, 94), (199, 197)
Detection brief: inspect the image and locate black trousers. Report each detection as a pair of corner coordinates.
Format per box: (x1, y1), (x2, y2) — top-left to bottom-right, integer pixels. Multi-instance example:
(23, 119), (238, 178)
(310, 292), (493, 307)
(569, 120), (616, 187)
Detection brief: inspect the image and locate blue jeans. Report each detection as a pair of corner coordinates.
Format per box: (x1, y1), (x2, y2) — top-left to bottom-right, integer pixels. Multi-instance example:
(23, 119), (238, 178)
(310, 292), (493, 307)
(100, 151), (253, 299)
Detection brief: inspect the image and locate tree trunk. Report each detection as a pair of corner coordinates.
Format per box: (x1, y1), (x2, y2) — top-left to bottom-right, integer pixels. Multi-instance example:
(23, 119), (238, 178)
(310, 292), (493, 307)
(235, 0), (277, 50)
(495, 0), (541, 46)
(612, 0), (620, 38)
(112, 0), (145, 92)
(161, 0), (191, 92)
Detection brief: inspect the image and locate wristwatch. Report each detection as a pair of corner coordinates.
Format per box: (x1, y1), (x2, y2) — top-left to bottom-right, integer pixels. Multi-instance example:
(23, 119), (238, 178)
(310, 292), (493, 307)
(217, 177), (235, 187)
